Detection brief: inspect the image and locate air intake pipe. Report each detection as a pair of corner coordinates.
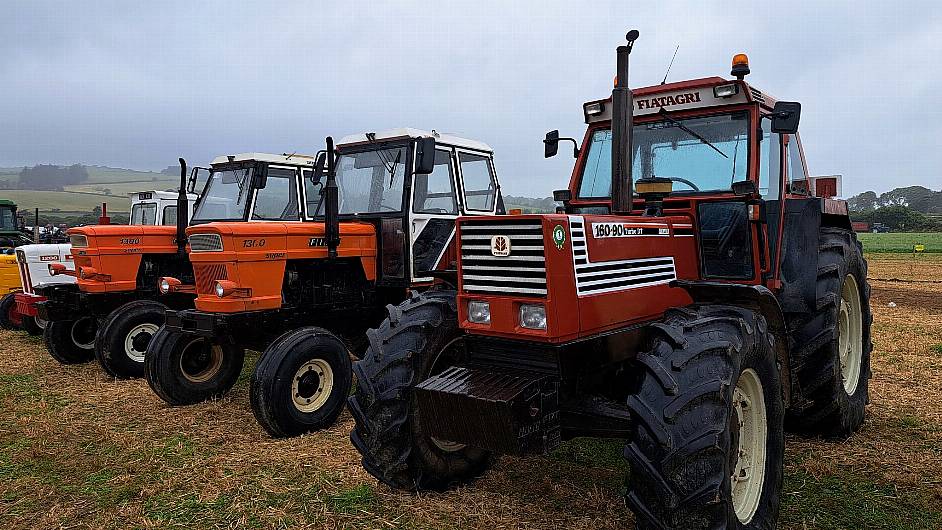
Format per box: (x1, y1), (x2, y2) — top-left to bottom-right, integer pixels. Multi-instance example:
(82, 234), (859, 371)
(323, 137), (340, 259)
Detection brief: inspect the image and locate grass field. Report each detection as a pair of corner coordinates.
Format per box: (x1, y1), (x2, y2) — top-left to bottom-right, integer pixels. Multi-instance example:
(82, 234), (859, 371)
(859, 232), (942, 253)
(0, 166), (175, 214)
(1, 255), (942, 529)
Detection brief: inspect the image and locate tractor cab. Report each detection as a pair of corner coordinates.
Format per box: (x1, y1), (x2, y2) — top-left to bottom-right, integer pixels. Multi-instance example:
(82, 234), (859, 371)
(129, 190), (198, 226)
(174, 129), (503, 315)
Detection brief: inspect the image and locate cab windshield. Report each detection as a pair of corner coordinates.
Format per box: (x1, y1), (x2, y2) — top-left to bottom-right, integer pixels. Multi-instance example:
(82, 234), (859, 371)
(191, 166), (254, 221)
(313, 146), (406, 215)
(578, 111), (750, 198)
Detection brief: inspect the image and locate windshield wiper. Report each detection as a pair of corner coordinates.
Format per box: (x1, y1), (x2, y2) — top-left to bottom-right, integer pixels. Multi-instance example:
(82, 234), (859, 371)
(658, 108), (728, 159)
(388, 149), (401, 187)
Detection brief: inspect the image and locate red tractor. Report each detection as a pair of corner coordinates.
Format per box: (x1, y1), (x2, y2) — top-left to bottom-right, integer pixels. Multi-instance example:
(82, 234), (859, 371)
(349, 32), (871, 529)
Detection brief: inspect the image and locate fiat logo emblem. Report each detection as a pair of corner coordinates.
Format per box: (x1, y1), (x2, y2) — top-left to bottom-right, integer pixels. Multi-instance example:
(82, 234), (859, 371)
(490, 235), (511, 257)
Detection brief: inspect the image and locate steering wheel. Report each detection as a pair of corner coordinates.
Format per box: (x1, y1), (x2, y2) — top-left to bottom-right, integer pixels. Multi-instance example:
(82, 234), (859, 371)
(660, 176), (700, 192)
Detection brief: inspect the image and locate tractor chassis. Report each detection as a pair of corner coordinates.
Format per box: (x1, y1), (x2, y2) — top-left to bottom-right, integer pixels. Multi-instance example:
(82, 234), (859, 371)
(165, 308), (308, 353)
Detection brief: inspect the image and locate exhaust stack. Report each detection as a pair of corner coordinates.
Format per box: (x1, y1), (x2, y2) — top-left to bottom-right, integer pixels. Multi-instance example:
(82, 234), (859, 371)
(323, 137), (340, 259)
(611, 30), (639, 214)
(177, 158), (189, 254)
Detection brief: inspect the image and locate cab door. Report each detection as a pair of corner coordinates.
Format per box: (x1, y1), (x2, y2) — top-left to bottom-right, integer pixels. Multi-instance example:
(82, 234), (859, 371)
(408, 146), (460, 282)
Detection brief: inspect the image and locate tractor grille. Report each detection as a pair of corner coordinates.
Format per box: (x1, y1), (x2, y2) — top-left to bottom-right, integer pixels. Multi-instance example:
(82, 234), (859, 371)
(15, 249), (32, 294)
(570, 217), (676, 296)
(194, 264), (228, 295)
(189, 233), (223, 252)
(459, 219), (547, 296)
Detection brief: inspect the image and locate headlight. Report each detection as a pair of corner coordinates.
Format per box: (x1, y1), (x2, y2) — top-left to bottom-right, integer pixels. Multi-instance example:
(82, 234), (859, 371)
(468, 301), (491, 324)
(519, 304), (547, 330)
(215, 282), (226, 298)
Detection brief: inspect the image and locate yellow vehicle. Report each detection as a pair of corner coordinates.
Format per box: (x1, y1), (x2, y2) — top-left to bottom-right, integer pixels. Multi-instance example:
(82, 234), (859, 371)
(0, 199), (35, 328)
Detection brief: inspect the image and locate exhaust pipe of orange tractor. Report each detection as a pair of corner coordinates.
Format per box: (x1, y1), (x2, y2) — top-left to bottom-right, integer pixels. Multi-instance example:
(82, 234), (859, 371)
(177, 157), (188, 254)
(323, 137), (340, 260)
(611, 29), (639, 214)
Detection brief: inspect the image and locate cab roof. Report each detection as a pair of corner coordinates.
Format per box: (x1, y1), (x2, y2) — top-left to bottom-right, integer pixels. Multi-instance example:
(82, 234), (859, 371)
(210, 153), (317, 167)
(0, 200), (16, 207)
(128, 190), (199, 201)
(337, 128), (493, 153)
(583, 77), (779, 124)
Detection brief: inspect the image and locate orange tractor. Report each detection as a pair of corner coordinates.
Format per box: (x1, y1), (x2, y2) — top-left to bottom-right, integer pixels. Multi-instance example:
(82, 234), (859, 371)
(35, 153), (317, 377)
(146, 129), (504, 438)
(349, 33), (872, 529)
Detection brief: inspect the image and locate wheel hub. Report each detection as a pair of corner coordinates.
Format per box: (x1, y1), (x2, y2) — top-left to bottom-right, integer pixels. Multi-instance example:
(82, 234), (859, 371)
(731, 368), (767, 524)
(838, 274), (863, 395)
(179, 339), (223, 383)
(291, 359), (333, 413)
(124, 323), (159, 363)
(71, 317), (97, 350)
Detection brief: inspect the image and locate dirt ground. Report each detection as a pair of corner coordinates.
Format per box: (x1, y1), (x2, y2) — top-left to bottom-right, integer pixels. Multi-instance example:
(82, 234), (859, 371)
(1, 253), (941, 529)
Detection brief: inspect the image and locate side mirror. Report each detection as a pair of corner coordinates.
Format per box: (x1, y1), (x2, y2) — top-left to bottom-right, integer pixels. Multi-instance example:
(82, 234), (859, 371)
(771, 101), (801, 134)
(553, 189), (572, 202)
(254, 163), (268, 189)
(414, 137), (436, 174)
(544, 130), (560, 158)
(313, 151), (326, 183)
(731, 180), (758, 197)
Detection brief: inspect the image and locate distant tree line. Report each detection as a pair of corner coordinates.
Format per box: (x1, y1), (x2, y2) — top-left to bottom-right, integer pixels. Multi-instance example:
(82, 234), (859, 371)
(848, 186), (942, 232)
(16, 164), (90, 191)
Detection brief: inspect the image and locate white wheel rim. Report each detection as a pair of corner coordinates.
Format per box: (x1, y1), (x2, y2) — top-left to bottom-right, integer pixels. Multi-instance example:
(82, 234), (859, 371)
(35, 317), (48, 330)
(731, 368), (767, 524)
(179, 339), (223, 383)
(291, 359), (334, 413)
(71, 317), (97, 350)
(123, 323), (159, 363)
(838, 274), (863, 395)
(428, 337), (466, 453)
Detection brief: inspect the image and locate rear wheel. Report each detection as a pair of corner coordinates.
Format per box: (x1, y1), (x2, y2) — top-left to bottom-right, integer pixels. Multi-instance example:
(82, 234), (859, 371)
(349, 291), (492, 491)
(785, 228), (872, 437)
(95, 300), (167, 379)
(44, 317), (98, 364)
(145, 326), (245, 405)
(624, 305), (784, 529)
(0, 293), (23, 330)
(250, 327), (353, 438)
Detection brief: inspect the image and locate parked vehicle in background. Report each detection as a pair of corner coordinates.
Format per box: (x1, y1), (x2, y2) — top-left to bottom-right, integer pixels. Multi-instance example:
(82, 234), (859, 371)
(0, 199), (35, 330)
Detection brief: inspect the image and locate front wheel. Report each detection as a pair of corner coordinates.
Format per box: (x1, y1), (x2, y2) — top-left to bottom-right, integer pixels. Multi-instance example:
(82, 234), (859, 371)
(44, 317), (98, 364)
(22, 315), (46, 336)
(625, 305), (785, 529)
(145, 326), (245, 405)
(95, 300), (167, 379)
(250, 327), (353, 438)
(0, 293), (23, 330)
(349, 291), (492, 491)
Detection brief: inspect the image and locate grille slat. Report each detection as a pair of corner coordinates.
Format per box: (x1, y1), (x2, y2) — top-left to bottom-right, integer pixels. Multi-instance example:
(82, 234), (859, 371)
(460, 219), (546, 298)
(194, 264), (228, 294)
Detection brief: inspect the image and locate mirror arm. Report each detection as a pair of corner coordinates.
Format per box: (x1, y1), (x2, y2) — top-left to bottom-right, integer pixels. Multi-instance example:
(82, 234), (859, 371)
(544, 136), (580, 158)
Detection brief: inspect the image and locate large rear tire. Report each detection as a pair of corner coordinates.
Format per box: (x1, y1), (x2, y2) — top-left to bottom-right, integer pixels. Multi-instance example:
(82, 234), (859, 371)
(625, 305), (784, 529)
(785, 228), (872, 438)
(0, 293), (23, 330)
(95, 300), (167, 379)
(349, 291), (492, 491)
(145, 326), (245, 405)
(43, 317), (98, 364)
(250, 327), (353, 438)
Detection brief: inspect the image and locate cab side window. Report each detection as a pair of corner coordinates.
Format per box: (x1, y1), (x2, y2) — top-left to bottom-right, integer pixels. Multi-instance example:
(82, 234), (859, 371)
(758, 119), (782, 200)
(162, 206), (177, 226)
(252, 167), (300, 220)
(459, 152), (497, 211)
(785, 135), (809, 195)
(413, 150), (457, 214)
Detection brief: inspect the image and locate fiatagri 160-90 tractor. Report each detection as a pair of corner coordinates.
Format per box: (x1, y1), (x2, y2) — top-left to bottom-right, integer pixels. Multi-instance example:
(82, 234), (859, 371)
(147, 129), (504, 438)
(350, 32), (872, 529)
(34, 153), (317, 378)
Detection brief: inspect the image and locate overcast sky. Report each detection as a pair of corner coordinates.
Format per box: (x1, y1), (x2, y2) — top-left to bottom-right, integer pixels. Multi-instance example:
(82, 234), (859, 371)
(2, 1), (940, 197)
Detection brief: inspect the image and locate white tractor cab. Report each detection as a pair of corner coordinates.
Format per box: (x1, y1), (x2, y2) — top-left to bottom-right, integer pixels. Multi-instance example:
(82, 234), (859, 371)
(129, 189), (198, 226)
(329, 128), (504, 283)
